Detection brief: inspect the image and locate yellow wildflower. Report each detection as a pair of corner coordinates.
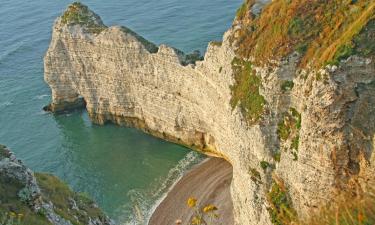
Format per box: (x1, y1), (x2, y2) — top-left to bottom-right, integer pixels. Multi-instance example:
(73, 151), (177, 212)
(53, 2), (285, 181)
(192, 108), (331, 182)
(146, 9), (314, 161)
(18, 213), (24, 218)
(9, 212), (16, 217)
(203, 204), (218, 213)
(187, 197), (197, 208)
(191, 216), (202, 225)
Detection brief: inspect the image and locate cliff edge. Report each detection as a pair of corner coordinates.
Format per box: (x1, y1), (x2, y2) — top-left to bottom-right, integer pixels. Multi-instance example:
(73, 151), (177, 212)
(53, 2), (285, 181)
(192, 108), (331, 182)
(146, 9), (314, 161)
(44, 2), (375, 224)
(0, 145), (113, 225)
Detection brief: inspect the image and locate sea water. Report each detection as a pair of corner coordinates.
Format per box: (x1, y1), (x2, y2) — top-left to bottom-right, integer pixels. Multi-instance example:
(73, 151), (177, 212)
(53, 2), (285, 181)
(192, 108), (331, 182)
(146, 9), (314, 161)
(0, 0), (242, 223)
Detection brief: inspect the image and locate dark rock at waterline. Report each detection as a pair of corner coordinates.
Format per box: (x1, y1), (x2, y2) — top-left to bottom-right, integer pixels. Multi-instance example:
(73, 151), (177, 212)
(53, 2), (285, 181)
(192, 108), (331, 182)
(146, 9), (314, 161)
(43, 98), (86, 113)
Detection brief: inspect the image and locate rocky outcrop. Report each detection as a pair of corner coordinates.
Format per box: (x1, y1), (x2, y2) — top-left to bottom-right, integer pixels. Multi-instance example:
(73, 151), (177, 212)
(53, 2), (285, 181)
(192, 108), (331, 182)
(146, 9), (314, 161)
(0, 145), (113, 225)
(44, 2), (375, 224)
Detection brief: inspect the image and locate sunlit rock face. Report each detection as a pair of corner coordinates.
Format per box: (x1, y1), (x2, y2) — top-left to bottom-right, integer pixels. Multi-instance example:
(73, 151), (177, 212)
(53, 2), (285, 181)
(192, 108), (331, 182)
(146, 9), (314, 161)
(44, 3), (375, 225)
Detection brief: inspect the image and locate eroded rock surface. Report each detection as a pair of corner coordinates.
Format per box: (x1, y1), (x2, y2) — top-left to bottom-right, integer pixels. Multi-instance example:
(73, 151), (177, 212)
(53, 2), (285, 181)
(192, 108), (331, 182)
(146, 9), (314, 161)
(44, 3), (375, 225)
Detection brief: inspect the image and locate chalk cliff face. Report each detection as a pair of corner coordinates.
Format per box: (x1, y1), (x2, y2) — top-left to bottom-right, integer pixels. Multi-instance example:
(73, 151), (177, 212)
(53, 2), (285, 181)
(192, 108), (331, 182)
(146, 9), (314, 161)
(44, 2), (375, 224)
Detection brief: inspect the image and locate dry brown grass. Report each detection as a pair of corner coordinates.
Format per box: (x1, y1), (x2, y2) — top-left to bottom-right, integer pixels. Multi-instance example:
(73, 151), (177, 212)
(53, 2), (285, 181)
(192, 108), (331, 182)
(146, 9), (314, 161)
(233, 0), (375, 68)
(305, 189), (375, 225)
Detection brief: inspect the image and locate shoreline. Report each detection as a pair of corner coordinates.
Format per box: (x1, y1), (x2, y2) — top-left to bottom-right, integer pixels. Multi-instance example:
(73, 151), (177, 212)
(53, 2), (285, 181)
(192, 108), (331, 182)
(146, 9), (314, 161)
(148, 157), (233, 225)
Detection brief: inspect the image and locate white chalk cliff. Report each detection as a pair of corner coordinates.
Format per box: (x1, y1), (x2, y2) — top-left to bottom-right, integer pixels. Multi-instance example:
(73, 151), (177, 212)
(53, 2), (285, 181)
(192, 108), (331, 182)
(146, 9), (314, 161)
(44, 2), (375, 225)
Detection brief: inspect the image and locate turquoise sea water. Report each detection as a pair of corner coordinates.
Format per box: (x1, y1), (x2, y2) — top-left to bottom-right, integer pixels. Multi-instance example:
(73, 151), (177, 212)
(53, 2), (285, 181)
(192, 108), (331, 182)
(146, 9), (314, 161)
(0, 0), (242, 223)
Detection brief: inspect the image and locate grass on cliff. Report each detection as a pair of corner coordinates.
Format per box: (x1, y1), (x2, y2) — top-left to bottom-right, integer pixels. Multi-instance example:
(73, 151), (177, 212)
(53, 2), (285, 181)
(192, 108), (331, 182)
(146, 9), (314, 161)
(267, 178), (297, 225)
(0, 175), (51, 225)
(230, 57), (266, 124)
(36, 173), (106, 225)
(61, 2), (106, 34)
(305, 189), (375, 225)
(233, 0), (375, 68)
(277, 108), (301, 161)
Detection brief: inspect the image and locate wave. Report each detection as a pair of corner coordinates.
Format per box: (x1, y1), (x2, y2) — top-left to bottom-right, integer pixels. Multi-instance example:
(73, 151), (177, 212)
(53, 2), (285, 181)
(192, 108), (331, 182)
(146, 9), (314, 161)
(0, 41), (25, 63)
(34, 94), (50, 100)
(119, 151), (203, 225)
(0, 101), (13, 107)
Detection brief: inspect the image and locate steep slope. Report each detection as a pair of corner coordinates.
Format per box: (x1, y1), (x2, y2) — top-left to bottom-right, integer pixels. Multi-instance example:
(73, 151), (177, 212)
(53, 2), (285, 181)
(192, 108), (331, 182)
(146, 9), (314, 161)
(0, 145), (113, 225)
(44, 2), (375, 224)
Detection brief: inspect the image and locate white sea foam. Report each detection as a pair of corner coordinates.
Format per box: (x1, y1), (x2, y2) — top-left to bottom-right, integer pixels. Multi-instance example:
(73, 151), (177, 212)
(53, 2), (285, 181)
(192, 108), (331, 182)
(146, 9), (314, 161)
(0, 101), (13, 107)
(119, 151), (203, 225)
(34, 94), (50, 100)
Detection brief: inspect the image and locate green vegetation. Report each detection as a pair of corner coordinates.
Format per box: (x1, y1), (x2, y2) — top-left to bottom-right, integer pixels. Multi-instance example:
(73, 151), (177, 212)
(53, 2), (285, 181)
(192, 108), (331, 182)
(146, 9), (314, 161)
(236, 0), (251, 20)
(249, 168), (262, 184)
(230, 57), (266, 125)
(0, 176), (51, 225)
(288, 17), (304, 37)
(120, 27), (158, 53)
(35, 173), (107, 225)
(233, 0), (375, 68)
(281, 81), (294, 92)
(353, 19), (375, 58)
(61, 2), (106, 34)
(210, 41), (223, 47)
(273, 152), (281, 163)
(267, 179), (297, 225)
(291, 136), (299, 151)
(0, 144), (109, 225)
(260, 161), (270, 170)
(327, 44), (355, 65)
(278, 108), (301, 160)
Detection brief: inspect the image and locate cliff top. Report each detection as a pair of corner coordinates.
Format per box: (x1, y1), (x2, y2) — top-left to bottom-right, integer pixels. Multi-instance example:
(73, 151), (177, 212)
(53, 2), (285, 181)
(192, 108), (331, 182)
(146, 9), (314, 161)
(60, 2), (107, 34)
(233, 0), (375, 68)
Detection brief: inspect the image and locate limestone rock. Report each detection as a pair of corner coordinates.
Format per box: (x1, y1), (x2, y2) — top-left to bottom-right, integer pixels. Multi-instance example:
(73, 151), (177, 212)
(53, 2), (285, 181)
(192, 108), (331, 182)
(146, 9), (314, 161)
(0, 145), (113, 225)
(44, 3), (375, 225)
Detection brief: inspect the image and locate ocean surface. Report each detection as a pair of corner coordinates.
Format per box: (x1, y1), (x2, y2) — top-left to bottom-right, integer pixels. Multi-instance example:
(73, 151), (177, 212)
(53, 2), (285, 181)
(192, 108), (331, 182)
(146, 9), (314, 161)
(0, 0), (242, 224)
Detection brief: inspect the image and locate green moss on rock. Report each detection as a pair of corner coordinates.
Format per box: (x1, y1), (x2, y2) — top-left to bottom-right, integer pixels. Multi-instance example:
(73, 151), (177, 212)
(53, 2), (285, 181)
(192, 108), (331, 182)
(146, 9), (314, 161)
(230, 57), (266, 125)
